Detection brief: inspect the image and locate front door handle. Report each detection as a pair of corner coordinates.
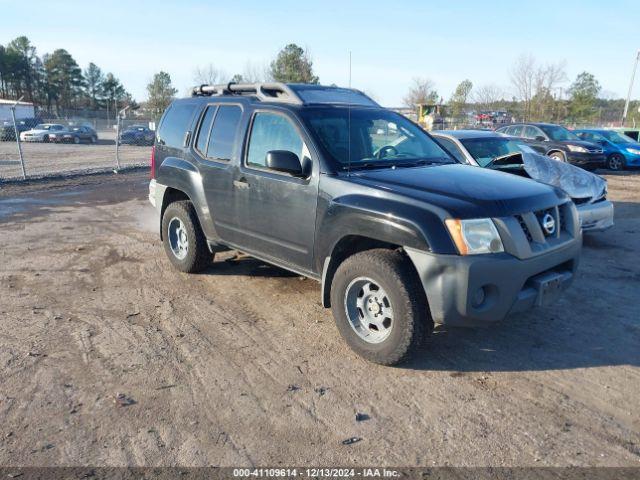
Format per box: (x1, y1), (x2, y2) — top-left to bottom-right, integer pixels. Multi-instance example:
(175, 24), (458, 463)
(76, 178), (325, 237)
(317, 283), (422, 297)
(233, 177), (250, 189)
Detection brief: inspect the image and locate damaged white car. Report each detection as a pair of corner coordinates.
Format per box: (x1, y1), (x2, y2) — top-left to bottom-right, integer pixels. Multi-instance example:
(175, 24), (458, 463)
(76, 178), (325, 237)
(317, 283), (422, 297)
(432, 130), (614, 232)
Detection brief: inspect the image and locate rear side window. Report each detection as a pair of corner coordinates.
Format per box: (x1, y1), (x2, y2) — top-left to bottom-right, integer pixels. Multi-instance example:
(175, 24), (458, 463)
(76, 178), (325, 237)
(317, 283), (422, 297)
(208, 106), (242, 161)
(195, 106), (216, 154)
(247, 112), (303, 168)
(157, 102), (196, 148)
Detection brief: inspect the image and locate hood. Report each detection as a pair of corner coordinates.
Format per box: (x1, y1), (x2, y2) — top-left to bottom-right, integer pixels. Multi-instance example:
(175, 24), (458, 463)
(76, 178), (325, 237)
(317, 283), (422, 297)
(345, 163), (566, 219)
(515, 151), (606, 201)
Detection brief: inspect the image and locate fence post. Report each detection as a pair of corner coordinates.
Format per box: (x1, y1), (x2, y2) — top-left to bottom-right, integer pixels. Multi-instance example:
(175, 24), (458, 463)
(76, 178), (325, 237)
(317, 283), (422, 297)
(114, 114), (121, 171)
(10, 104), (26, 180)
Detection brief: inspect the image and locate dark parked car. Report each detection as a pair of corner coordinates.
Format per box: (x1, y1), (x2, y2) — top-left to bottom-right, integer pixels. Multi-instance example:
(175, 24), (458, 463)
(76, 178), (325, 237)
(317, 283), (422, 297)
(496, 122), (605, 170)
(148, 82), (581, 365)
(432, 130), (614, 232)
(49, 125), (98, 144)
(119, 125), (155, 145)
(0, 117), (42, 141)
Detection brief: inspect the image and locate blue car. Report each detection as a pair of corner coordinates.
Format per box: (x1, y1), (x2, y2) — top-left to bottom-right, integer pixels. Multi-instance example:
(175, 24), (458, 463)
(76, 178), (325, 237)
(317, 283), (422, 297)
(574, 129), (640, 171)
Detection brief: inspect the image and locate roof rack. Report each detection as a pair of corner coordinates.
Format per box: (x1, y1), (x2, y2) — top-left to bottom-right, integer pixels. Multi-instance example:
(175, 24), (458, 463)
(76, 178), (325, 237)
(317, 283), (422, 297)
(191, 82), (304, 105)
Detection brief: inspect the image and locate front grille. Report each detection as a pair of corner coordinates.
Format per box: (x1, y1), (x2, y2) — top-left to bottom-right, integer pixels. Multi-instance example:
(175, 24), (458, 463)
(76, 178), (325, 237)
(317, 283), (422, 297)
(516, 214), (533, 242)
(586, 147), (603, 154)
(494, 202), (577, 259)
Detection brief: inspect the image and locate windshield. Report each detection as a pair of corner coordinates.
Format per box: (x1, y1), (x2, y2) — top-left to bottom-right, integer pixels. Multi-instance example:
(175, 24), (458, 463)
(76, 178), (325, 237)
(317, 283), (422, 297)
(540, 125), (580, 142)
(459, 137), (524, 167)
(599, 130), (635, 144)
(301, 107), (452, 168)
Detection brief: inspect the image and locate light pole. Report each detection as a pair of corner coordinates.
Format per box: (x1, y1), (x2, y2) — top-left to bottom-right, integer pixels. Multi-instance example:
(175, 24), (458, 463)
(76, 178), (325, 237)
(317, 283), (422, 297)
(621, 50), (640, 127)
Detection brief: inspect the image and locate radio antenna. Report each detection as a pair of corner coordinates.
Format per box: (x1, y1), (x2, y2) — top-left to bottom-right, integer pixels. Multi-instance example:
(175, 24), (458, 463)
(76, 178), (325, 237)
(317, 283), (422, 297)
(347, 51), (352, 177)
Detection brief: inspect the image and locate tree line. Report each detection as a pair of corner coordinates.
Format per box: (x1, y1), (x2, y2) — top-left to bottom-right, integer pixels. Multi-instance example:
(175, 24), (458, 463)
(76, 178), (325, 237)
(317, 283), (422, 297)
(0, 36), (134, 119)
(404, 54), (639, 125)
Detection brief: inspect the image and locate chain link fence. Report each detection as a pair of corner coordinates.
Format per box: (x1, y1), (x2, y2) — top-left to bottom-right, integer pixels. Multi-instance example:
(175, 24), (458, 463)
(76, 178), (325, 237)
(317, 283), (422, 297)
(0, 106), (153, 181)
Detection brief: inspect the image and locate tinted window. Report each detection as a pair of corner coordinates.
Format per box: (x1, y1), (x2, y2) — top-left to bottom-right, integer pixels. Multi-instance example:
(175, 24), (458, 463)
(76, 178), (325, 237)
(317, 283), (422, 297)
(157, 102), (196, 149)
(195, 106), (216, 154)
(539, 125), (580, 141)
(247, 112), (303, 168)
(208, 105), (242, 161)
(436, 137), (466, 163)
(522, 126), (539, 139)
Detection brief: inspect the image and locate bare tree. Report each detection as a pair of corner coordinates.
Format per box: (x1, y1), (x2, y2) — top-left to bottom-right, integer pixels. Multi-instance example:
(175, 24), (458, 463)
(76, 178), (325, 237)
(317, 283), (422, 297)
(472, 84), (506, 111)
(510, 54), (566, 121)
(193, 64), (227, 85)
(510, 54), (536, 120)
(403, 77), (438, 110)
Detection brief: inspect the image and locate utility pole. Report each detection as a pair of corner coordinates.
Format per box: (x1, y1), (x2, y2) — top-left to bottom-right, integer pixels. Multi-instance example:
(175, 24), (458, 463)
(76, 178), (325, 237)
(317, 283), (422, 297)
(621, 50), (640, 126)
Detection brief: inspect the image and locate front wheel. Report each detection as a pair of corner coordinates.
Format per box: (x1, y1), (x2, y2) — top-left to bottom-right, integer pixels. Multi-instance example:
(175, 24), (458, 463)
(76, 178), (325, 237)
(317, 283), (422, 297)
(161, 201), (212, 273)
(607, 153), (625, 171)
(330, 249), (432, 365)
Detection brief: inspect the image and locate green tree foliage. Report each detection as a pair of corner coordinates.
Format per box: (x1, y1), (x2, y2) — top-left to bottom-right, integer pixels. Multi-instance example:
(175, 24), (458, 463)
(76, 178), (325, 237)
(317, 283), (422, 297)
(146, 71), (177, 118)
(568, 72), (601, 122)
(0, 36), (134, 115)
(270, 44), (319, 84)
(449, 79), (473, 118)
(43, 49), (85, 112)
(84, 62), (104, 108)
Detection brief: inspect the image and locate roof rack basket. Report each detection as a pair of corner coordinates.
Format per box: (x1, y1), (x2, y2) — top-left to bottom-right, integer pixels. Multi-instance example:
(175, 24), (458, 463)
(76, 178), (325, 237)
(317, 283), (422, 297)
(191, 82), (303, 105)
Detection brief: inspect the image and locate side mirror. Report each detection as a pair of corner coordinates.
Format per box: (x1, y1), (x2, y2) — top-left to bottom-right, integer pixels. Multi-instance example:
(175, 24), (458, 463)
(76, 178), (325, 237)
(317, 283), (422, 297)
(534, 135), (546, 141)
(265, 150), (303, 176)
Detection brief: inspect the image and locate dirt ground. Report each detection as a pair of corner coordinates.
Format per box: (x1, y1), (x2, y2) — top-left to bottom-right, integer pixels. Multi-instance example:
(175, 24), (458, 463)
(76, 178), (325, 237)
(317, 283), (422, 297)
(0, 169), (638, 467)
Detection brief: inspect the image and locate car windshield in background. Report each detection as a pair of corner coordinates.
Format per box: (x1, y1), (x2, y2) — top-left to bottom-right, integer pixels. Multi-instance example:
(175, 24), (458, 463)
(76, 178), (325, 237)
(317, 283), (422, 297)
(600, 130), (635, 144)
(459, 138), (524, 167)
(302, 107), (452, 168)
(540, 125), (580, 141)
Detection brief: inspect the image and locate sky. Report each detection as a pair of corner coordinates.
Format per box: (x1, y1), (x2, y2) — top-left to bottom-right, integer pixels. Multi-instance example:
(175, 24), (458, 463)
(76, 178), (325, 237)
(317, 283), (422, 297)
(1, 0), (638, 107)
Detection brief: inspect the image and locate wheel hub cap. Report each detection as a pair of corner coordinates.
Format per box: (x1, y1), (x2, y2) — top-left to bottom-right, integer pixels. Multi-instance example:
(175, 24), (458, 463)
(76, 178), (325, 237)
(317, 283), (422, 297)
(344, 277), (394, 344)
(168, 217), (188, 260)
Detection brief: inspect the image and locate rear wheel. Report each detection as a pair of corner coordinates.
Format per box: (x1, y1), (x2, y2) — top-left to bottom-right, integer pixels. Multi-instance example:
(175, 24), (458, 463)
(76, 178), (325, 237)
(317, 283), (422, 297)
(607, 153), (625, 171)
(91, 136), (97, 144)
(73, 136), (80, 144)
(330, 249), (432, 366)
(548, 151), (566, 162)
(161, 201), (212, 273)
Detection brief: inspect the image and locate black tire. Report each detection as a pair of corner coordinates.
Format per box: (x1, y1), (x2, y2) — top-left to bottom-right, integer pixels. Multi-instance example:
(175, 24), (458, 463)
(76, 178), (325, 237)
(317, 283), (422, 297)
(607, 153), (625, 171)
(548, 151), (566, 162)
(330, 249), (432, 366)
(42, 135), (49, 143)
(73, 136), (80, 144)
(91, 136), (98, 144)
(161, 200), (212, 273)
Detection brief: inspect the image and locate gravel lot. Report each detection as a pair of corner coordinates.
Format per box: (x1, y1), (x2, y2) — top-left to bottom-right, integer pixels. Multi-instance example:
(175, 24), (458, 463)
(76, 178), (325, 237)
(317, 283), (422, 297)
(0, 169), (638, 467)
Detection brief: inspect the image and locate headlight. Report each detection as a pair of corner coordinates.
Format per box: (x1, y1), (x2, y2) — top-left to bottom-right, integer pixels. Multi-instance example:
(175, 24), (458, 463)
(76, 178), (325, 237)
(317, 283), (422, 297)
(626, 147), (640, 155)
(567, 145), (587, 153)
(445, 218), (504, 255)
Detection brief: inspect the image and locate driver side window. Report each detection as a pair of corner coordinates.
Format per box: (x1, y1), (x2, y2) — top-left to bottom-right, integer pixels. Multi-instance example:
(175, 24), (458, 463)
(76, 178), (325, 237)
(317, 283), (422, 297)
(247, 112), (304, 168)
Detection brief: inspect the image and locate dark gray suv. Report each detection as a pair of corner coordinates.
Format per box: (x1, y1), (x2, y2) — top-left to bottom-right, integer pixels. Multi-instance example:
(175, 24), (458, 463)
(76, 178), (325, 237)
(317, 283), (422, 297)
(149, 83), (582, 365)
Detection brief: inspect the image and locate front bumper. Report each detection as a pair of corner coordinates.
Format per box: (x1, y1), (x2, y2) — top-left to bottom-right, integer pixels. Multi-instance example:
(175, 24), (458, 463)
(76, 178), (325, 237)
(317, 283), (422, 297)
(566, 152), (606, 169)
(405, 239), (581, 327)
(577, 200), (614, 232)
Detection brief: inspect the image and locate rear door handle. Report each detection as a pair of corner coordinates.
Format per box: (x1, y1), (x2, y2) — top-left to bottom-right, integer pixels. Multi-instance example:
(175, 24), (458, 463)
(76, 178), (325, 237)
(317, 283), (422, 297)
(233, 177), (250, 189)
